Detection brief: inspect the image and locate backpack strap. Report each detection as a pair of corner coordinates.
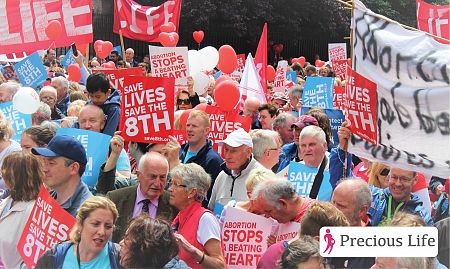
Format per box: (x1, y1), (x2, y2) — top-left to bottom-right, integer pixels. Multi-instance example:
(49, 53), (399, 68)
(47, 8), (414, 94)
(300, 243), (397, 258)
(309, 156), (328, 199)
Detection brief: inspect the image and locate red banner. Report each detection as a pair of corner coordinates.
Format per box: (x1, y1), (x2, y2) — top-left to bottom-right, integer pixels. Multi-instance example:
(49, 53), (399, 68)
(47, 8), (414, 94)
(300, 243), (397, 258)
(120, 76), (175, 144)
(254, 23), (267, 94)
(344, 67), (378, 144)
(93, 67), (144, 94)
(331, 59), (347, 82)
(113, 0), (182, 42)
(205, 106), (251, 155)
(17, 187), (76, 269)
(0, 0), (93, 54)
(416, 0), (450, 44)
(333, 85), (345, 111)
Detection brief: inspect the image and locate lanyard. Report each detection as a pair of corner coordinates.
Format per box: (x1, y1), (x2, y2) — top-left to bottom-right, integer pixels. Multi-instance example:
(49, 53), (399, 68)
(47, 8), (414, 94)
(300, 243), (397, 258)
(387, 195), (404, 222)
(76, 244), (82, 269)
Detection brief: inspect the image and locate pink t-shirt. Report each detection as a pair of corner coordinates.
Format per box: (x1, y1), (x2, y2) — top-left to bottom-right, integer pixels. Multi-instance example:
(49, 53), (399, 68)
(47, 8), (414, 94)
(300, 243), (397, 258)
(257, 241), (287, 269)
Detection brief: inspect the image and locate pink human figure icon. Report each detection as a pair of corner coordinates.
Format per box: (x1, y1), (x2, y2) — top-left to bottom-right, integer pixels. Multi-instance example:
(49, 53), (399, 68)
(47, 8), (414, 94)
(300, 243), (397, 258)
(323, 228), (335, 254)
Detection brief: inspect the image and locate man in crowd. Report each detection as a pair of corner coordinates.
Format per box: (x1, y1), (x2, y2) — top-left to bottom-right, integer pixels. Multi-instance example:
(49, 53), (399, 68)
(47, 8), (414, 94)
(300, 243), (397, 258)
(277, 115), (319, 172)
(370, 167), (433, 226)
(85, 72), (120, 136)
(241, 97), (262, 129)
(251, 129), (282, 171)
(43, 49), (57, 67)
(32, 135), (92, 217)
(272, 112), (296, 146)
(165, 110), (223, 206)
(0, 81), (20, 103)
(77, 104), (131, 177)
(332, 178), (375, 268)
(125, 48), (138, 67)
(110, 50), (120, 64)
(252, 177), (315, 224)
(106, 152), (178, 242)
(39, 86), (65, 120)
(208, 128), (263, 211)
(51, 76), (70, 115)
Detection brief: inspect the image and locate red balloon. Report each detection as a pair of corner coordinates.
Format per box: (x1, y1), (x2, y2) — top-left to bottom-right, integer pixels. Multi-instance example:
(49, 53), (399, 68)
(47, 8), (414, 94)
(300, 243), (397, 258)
(193, 31), (205, 44)
(45, 20), (62, 40)
(101, 41), (113, 57)
(298, 56), (306, 67)
(194, 103), (208, 111)
(160, 22), (176, 33)
(273, 44), (284, 54)
(67, 64), (81, 82)
(266, 65), (276, 82)
(215, 74), (231, 87)
(315, 59), (325, 68)
(214, 80), (240, 111)
(291, 58), (299, 64)
(217, 45), (237, 74)
(159, 32), (179, 47)
(180, 109), (192, 128)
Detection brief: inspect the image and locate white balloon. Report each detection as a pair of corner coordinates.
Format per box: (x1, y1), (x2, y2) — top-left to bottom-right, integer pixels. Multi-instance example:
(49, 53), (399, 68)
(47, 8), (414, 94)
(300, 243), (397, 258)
(12, 87), (40, 114)
(192, 72), (210, 95)
(188, 50), (202, 76)
(199, 46), (219, 71)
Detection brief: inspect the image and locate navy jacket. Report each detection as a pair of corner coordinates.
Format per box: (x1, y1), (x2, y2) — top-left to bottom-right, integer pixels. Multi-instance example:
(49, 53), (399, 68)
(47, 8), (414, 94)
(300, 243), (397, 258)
(56, 93), (70, 116)
(179, 139), (223, 201)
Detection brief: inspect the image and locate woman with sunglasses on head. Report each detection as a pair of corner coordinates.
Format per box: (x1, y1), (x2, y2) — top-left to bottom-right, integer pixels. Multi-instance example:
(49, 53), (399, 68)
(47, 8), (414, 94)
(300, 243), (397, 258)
(368, 163), (391, 189)
(176, 77), (200, 111)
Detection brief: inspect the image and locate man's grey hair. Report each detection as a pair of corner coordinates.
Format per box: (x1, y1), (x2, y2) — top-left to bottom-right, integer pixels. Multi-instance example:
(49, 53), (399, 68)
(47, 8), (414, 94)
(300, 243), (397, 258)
(251, 129), (280, 159)
(336, 177), (372, 209)
(272, 112), (296, 130)
(170, 163), (211, 202)
(397, 257), (427, 269)
(126, 48), (135, 54)
(51, 76), (69, 91)
(39, 86), (57, 96)
(299, 125), (326, 144)
(252, 177), (296, 209)
(288, 85), (303, 99)
(0, 81), (20, 95)
(279, 236), (324, 269)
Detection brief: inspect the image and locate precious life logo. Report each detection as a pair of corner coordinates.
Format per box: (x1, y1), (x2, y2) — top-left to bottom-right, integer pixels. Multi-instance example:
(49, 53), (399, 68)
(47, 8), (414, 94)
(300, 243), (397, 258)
(319, 227), (438, 257)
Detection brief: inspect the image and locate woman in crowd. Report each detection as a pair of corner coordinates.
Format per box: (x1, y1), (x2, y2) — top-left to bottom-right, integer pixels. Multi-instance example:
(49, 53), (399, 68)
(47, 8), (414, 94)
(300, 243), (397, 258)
(176, 90), (198, 111)
(0, 152), (44, 269)
(279, 236), (327, 269)
(36, 196), (120, 269)
(169, 163), (225, 269)
(0, 120), (21, 191)
(119, 215), (189, 269)
(258, 103), (280, 130)
(20, 125), (55, 153)
(368, 162), (390, 188)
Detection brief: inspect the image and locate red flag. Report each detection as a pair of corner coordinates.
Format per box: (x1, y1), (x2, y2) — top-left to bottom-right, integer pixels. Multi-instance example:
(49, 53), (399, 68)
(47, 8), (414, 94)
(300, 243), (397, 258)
(254, 23), (268, 94)
(113, 0), (182, 42)
(416, 0), (450, 44)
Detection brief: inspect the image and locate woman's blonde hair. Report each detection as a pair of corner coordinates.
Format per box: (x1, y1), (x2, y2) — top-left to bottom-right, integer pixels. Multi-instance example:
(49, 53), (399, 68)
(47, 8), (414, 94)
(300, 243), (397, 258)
(368, 162), (389, 188)
(246, 168), (275, 192)
(70, 196), (119, 243)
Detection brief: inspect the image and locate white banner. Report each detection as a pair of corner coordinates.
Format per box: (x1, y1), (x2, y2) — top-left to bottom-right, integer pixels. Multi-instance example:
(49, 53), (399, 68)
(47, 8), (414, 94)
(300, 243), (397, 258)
(239, 53), (267, 106)
(148, 45), (188, 92)
(328, 43), (347, 62)
(272, 60), (288, 93)
(349, 0), (450, 178)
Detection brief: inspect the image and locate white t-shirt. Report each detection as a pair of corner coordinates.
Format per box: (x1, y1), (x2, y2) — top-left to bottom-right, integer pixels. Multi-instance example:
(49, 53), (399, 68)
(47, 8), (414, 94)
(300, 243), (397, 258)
(197, 212), (221, 245)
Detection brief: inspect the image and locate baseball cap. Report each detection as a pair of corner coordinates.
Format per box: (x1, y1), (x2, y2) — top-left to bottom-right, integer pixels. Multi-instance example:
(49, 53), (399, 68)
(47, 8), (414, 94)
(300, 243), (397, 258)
(220, 128), (253, 148)
(291, 115), (319, 130)
(32, 135), (87, 165)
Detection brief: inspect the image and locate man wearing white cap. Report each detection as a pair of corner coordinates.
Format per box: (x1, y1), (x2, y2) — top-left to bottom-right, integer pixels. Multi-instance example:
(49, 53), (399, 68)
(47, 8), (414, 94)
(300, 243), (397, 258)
(208, 128), (263, 211)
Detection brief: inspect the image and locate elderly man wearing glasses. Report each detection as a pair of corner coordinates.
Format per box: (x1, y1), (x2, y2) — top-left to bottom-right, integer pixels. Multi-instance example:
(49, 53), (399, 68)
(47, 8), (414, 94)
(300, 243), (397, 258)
(369, 167), (433, 226)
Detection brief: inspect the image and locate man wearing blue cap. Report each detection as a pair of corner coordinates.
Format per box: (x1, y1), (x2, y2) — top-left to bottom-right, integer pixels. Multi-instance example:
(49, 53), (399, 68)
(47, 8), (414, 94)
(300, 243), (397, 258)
(32, 135), (92, 217)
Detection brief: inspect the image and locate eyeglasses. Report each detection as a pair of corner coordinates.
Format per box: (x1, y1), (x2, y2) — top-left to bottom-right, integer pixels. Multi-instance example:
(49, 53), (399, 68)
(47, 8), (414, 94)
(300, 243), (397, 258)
(387, 174), (414, 183)
(379, 168), (390, 176)
(169, 181), (187, 189)
(177, 99), (191, 105)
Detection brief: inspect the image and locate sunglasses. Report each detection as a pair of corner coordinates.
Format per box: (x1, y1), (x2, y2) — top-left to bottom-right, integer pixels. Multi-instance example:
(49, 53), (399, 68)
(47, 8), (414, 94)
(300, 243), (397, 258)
(177, 99), (191, 105)
(380, 168), (390, 176)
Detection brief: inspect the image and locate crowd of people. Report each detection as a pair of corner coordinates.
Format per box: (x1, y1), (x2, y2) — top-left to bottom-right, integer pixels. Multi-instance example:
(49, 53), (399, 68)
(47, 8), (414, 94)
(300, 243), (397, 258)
(0, 46), (448, 269)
